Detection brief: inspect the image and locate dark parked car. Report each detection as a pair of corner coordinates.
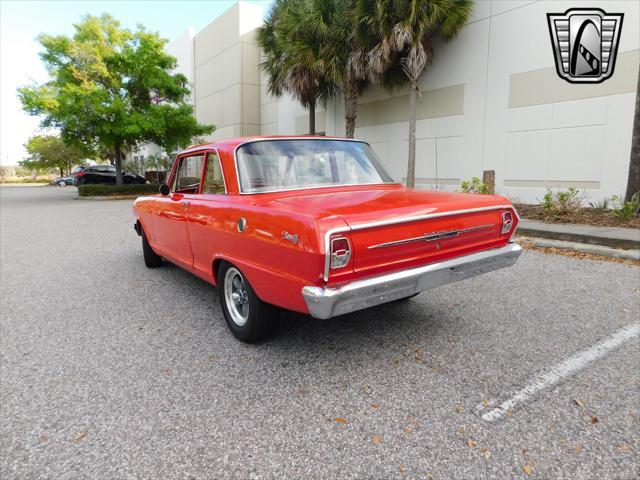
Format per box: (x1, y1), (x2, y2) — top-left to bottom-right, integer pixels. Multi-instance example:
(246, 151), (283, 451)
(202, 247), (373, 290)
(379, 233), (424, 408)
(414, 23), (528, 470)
(74, 165), (147, 185)
(51, 175), (75, 187)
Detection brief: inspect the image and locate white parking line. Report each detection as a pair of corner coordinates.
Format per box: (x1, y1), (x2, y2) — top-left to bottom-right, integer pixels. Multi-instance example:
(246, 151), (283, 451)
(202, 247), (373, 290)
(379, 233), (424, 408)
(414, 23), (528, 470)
(480, 321), (640, 422)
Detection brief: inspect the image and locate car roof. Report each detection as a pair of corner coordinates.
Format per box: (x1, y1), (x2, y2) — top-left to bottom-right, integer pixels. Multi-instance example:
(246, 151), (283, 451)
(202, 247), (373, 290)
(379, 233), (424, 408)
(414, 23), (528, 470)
(178, 135), (366, 155)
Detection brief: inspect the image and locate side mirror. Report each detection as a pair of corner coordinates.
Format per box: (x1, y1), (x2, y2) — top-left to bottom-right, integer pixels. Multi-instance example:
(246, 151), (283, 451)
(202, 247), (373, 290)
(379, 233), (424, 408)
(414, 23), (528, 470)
(159, 184), (170, 196)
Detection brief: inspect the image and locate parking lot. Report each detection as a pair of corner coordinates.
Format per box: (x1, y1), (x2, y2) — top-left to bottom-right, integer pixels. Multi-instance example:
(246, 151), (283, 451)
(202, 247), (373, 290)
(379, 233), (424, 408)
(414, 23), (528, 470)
(1, 186), (638, 479)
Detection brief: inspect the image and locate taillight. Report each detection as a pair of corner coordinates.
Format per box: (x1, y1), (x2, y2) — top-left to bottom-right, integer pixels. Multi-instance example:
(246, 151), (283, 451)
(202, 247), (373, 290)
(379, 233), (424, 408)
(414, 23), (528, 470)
(330, 237), (351, 269)
(501, 211), (514, 234)
(75, 172), (86, 177)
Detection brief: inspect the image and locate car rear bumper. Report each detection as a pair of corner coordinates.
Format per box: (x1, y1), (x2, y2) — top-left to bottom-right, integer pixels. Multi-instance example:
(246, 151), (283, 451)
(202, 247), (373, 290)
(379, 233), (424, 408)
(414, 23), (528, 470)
(301, 242), (522, 319)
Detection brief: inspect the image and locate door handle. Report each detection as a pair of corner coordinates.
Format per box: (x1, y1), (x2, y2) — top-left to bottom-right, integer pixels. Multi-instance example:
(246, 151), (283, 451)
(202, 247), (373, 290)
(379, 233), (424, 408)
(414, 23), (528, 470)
(182, 201), (190, 206)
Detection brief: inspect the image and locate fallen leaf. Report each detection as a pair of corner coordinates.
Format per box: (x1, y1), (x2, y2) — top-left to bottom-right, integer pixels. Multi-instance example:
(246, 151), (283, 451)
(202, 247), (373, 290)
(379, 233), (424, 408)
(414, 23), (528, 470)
(590, 414), (599, 424)
(617, 443), (632, 452)
(455, 405), (464, 414)
(399, 465), (406, 473)
(458, 426), (466, 435)
(334, 417), (347, 424)
(40, 434), (48, 443)
(622, 308), (630, 313)
(363, 384), (371, 394)
(371, 403), (380, 410)
(73, 432), (86, 442)
(480, 447), (491, 460)
(466, 438), (477, 449)
(393, 357), (401, 365)
(559, 436), (568, 444)
(506, 409), (514, 417)
(575, 444), (583, 453)
(482, 399), (489, 407)
(298, 388), (306, 397)
(573, 399), (584, 408)
(403, 426), (413, 433)
(207, 355), (216, 362)
(164, 368), (172, 376)
(523, 464), (533, 475)
(373, 434), (382, 445)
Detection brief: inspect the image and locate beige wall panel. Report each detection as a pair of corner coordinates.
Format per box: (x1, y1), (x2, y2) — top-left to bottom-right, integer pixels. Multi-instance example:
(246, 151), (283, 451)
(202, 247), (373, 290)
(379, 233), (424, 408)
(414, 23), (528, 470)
(435, 137), (463, 179)
(242, 84), (260, 126)
(194, 43), (242, 100)
(242, 43), (261, 86)
(260, 102), (278, 125)
(357, 85), (464, 128)
(260, 122), (279, 136)
(509, 50), (639, 108)
(194, 4), (239, 67)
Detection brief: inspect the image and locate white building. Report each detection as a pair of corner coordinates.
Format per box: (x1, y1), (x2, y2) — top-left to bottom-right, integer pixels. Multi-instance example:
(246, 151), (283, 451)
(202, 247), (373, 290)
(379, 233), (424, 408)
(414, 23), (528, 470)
(142, 0), (639, 204)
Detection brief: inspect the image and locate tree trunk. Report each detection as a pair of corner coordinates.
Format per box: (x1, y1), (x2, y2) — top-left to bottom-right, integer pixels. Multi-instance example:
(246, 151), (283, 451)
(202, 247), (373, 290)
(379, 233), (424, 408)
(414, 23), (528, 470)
(59, 167), (64, 177)
(308, 102), (316, 135)
(406, 83), (417, 188)
(114, 142), (123, 185)
(625, 64), (640, 202)
(344, 80), (358, 139)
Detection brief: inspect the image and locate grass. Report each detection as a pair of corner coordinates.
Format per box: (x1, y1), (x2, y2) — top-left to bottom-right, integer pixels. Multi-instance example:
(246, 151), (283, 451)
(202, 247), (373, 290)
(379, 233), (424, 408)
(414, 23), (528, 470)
(77, 184), (160, 197)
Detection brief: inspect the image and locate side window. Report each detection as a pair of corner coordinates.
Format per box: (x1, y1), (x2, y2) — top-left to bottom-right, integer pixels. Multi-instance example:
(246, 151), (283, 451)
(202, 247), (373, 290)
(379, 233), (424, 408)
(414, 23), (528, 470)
(202, 152), (225, 194)
(173, 155), (204, 193)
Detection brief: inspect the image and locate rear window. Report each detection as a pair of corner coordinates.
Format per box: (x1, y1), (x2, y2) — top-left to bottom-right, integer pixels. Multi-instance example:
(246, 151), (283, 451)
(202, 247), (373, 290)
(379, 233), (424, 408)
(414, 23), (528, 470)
(236, 139), (394, 193)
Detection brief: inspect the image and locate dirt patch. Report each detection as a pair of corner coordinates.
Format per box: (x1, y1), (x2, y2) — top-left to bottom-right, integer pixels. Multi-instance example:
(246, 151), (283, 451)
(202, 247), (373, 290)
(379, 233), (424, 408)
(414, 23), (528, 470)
(514, 204), (640, 229)
(518, 238), (640, 266)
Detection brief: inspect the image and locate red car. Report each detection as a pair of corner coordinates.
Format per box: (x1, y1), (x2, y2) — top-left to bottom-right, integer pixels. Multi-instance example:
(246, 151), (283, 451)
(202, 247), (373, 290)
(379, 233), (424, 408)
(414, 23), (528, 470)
(133, 137), (521, 342)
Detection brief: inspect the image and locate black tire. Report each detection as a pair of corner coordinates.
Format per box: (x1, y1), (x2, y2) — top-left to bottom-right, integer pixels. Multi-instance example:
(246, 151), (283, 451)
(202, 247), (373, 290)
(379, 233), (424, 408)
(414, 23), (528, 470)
(57, 180), (66, 187)
(141, 227), (162, 268)
(218, 262), (277, 343)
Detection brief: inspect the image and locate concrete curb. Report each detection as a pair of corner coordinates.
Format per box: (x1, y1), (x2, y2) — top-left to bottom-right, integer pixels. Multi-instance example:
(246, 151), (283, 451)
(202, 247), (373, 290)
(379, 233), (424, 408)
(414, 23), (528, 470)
(529, 238), (640, 260)
(517, 220), (640, 251)
(74, 195), (139, 201)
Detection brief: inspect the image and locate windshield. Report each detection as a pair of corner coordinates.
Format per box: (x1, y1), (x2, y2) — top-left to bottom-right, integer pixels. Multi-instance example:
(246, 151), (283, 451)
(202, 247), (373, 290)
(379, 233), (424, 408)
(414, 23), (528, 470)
(236, 139), (395, 193)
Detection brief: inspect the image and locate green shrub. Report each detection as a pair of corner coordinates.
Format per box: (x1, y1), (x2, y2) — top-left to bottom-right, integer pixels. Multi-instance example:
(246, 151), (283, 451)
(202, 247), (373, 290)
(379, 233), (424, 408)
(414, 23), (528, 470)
(78, 184), (160, 197)
(460, 177), (489, 194)
(540, 188), (583, 214)
(611, 193), (640, 221)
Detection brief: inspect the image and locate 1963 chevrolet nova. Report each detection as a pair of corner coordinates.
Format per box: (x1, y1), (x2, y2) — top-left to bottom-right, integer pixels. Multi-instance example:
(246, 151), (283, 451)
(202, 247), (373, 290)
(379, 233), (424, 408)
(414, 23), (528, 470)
(133, 137), (521, 342)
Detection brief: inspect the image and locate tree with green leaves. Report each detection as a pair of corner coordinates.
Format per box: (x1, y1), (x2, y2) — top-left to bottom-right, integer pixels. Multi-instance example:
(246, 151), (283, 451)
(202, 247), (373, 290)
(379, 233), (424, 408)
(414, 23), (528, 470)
(361, 0), (472, 187)
(21, 134), (87, 176)
(257, 0), (337, 135)
(19, 14), (213, 184)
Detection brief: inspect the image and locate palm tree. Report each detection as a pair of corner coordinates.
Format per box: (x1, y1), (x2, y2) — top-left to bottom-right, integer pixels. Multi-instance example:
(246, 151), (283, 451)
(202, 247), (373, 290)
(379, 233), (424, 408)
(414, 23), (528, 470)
(625, 62), (640, 203)
(257, 0), (336, 135)
(361, 0), (472, 187)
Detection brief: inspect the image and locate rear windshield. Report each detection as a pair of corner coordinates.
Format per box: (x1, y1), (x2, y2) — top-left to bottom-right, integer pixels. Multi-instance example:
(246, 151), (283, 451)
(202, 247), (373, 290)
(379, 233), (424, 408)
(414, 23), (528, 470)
(235, 140), (395, 193)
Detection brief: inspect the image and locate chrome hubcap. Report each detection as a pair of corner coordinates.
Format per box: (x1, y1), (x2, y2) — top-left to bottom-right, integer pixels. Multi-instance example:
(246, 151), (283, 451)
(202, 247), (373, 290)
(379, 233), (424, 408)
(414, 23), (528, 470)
(224, 267), (249, 326)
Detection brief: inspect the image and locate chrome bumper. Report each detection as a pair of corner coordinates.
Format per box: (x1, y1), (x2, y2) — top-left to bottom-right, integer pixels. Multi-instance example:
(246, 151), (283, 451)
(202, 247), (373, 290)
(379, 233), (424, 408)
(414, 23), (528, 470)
(302, 243), (522, 319)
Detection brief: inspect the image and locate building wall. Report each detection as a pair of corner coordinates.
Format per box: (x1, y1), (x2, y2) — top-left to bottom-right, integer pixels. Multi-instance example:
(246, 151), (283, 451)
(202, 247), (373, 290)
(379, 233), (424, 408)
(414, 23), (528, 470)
(193, 1), (262, 140)
(266, 0), (639, 203)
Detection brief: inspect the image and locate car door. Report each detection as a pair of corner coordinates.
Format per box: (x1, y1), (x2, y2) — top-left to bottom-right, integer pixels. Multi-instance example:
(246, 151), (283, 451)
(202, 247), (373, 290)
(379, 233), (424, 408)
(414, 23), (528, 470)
(154, 153), (205, 268)
(186, 150), (231, 279)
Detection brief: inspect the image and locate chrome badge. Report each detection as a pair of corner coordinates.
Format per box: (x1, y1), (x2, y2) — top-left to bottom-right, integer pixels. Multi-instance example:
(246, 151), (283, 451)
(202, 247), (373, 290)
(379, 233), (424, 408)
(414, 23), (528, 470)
(282, 231), (299, 244)
(547, 8), (623, 84)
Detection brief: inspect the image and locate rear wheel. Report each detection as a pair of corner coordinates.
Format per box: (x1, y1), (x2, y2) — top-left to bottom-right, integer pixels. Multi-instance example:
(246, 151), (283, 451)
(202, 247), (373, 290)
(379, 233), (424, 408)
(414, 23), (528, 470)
(218, 262), (277, 343)
(57, 180), (66, 187)
(141, 226), (162, 268)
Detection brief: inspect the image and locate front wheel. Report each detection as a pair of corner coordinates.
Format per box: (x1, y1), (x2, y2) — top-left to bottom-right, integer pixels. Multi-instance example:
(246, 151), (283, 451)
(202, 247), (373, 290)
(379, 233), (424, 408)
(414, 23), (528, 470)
(57, 180), (66, 187)
(218, 262), (277, 343)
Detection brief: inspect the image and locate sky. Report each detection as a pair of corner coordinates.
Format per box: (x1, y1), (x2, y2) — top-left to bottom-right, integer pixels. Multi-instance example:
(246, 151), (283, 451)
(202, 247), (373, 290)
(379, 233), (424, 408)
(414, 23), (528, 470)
(0, 0), (273, 165)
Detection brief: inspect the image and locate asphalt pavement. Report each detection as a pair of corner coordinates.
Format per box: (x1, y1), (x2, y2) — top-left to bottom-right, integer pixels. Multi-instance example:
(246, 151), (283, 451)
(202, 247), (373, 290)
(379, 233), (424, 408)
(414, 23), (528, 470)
(1, 186), (639, 479)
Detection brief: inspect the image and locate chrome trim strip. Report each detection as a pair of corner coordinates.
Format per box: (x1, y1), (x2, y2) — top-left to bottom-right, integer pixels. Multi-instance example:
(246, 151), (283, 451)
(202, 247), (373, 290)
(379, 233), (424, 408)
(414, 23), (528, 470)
(304, 243), (522, 319)
(232, 137), (399, 195)
(367, 224), (495, 250)
(322, 205), (509, 282)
